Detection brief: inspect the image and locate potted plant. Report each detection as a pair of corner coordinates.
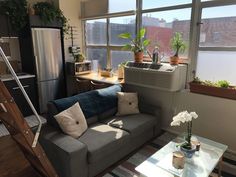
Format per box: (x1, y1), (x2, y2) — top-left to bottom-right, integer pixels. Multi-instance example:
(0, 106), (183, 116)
(33, 2), (70, 35)
(170, 111), (199, 158)
(170, 32), (186, 65)
(189, 78), (236, 100)
(118, 28), (150, 63)
(0, 0), (28, 32)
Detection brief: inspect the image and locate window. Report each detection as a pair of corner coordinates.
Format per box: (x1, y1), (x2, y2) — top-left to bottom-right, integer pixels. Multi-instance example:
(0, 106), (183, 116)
(85, 15), (135, 70)
(87, 48), (107, 69)
(86, 19), (107, 45)
(109, 16), (136, 45)
(109, 0), (136, 13)
(142, 1), (192, 61)
(142, 0), (192, 10)
(82, 0), (236, 87)
(196, 4), (236, 85)
(111, 50), (133, 70)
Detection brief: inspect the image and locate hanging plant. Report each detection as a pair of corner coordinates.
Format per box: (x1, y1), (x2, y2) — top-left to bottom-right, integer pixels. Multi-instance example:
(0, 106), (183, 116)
(0, 0), (28, 32)
(33, 2), (70, 35)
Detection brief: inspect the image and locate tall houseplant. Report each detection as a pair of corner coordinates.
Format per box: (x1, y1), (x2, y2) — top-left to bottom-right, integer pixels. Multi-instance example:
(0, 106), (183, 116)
(118, 28), (150, 63)
(170, 32), (186, 65)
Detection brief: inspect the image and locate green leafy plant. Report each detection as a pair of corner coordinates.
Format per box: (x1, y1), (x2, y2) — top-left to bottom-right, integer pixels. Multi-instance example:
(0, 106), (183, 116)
(118, 28), (150, 53)
(202, 80), (217, 87)
(193, 77), (201, 84)
(170, 32), (186, 57)
(192, 77), (232, 88)
(33, 2), (69, 35)
(0, 0), (27, 32)
(217, 80), (230, 88)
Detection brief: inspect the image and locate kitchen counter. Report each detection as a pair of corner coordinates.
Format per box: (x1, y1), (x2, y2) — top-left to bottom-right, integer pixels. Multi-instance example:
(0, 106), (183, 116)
(0, 73), (36, 82)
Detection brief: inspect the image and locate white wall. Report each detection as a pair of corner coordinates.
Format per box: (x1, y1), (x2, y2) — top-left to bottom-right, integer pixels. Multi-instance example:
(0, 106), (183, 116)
(58, 0), (83, 62)
(125, 84), (236, 153)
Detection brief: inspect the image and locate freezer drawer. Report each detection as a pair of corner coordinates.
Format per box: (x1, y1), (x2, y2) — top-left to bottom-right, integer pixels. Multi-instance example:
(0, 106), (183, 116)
(38, 80), (60, 113)
(4, 78), (38, 116)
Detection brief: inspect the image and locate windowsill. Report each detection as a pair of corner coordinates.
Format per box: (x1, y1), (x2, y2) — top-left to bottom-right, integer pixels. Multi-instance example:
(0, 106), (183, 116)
(143, 56), (189, 64)
(189, 82), (236, 100)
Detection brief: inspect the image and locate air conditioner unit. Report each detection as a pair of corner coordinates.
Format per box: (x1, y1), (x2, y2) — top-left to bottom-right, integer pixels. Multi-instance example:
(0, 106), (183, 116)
(124, 62), (187, 91)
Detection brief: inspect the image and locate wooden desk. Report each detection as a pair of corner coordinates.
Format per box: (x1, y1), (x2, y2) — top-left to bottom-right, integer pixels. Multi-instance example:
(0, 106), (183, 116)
(76, 72), (124, 85)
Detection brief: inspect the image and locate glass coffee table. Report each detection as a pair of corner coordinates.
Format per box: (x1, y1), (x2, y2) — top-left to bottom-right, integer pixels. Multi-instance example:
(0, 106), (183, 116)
(136, 135), (228, 177)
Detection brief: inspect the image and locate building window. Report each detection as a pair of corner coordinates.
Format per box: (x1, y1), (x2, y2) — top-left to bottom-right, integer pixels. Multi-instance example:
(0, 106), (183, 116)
(196, 4), (236, 85)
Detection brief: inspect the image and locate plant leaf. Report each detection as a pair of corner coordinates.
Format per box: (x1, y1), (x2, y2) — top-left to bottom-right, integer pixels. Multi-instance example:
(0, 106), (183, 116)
(122, 44), (132, 50)
(138, 28), (146, 39)
(118, 33), (131, 39)
(143, 39), (150, 46)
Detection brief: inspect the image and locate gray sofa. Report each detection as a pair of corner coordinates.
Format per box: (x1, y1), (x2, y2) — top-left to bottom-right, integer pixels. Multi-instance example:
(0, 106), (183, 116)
(39, 85), (161, 177)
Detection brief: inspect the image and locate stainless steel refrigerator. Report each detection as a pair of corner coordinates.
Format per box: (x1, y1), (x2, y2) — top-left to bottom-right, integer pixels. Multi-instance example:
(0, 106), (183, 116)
(31, 28), (65, 113)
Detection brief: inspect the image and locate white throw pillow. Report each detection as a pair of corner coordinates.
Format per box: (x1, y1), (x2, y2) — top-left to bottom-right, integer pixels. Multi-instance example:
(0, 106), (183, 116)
(54, 102), (88, 138)
(116, 92), (140, 116)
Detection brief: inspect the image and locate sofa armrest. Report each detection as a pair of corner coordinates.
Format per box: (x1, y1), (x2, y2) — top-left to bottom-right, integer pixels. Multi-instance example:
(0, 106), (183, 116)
(39, 125), (88, 177)
(139, 102), (162, 136)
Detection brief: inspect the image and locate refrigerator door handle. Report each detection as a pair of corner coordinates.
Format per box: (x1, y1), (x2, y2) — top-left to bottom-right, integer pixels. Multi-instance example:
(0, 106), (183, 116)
(35, 55), (40, 77)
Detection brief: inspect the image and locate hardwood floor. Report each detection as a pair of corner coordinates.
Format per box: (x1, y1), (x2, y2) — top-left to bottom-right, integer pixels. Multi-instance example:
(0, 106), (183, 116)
(0, 135), (40, 177)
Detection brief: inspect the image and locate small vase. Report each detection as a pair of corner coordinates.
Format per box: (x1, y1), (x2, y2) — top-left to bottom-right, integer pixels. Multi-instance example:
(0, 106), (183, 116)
(180, 145), (196, 158)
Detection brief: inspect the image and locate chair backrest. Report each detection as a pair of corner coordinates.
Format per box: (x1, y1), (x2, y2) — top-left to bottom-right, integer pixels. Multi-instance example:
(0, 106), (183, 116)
(76, 78), (92, 93)
(90, 80), (109, 90)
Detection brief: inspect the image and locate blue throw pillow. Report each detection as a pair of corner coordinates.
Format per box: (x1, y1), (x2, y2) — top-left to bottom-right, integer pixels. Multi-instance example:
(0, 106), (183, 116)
(52, 84), (122, 119)
(95, 84), (121, 114)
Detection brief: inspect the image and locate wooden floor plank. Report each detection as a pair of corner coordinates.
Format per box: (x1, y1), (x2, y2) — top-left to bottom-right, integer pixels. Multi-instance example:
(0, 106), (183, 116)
(0, 135), (40, 177)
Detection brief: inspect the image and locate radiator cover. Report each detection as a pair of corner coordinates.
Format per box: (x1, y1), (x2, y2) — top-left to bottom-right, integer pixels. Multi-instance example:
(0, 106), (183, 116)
(124, 62), (187, 91)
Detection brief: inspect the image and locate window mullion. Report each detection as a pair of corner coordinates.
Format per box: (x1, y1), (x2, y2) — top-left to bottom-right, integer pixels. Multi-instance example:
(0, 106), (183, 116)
(107, 18), (111, 69)
(136, 0), (142, 35)
(188, 0), (201, 82)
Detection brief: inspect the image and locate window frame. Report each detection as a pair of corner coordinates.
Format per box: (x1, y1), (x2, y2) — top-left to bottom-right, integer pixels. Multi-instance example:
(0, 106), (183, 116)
(82, 9), (136, 70)
(191, 0), (236, 80)
(81, 0), (236, 82)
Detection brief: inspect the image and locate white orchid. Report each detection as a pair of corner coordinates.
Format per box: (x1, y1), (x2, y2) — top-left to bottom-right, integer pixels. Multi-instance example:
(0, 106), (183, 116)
(170, 111), (198, 127)
(170, 111), (199, 149)
(190, 112), (198, 119)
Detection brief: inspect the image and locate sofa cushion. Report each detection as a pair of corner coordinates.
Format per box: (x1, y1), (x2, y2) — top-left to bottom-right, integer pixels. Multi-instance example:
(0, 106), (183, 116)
(98, 107), (117, 121)
(54, 103), (88, 138)
(116, 92), (139, 116)
(101, 113), (157, 137)
(78, 123), (129, 163)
